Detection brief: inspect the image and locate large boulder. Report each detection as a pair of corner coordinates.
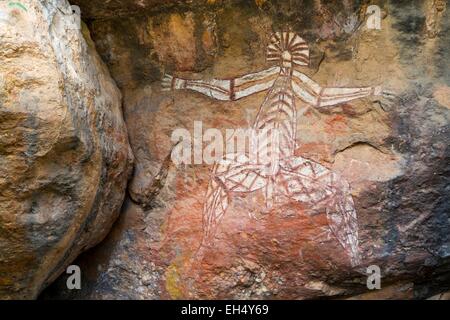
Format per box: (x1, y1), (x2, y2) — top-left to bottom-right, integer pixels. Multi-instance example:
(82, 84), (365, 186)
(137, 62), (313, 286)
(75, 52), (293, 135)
(0, 0), (133, 299)
(44, 0), (449, 299)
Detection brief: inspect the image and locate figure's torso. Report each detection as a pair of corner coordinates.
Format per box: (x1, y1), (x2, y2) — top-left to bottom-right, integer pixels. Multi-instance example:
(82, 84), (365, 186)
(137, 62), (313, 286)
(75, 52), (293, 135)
(253, 68), (297, 174)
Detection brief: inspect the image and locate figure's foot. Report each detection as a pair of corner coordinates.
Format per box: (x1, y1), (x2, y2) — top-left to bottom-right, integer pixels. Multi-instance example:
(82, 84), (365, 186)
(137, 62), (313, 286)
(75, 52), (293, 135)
(310, 228), (333, 241)
(260, 203), (275, 215)
(248, 210), (259, 220)
(193, 239), (209, 260)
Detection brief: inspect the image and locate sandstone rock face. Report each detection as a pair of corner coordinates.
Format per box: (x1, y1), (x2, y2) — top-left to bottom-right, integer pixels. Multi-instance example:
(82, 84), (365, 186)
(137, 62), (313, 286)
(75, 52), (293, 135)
(0, 0), (133, 299)
(43, 0), (448, 299)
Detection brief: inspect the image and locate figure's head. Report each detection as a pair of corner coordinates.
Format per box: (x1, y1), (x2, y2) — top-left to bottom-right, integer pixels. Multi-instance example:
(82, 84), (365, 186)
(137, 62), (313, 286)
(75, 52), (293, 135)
(266, 32), (310, 68)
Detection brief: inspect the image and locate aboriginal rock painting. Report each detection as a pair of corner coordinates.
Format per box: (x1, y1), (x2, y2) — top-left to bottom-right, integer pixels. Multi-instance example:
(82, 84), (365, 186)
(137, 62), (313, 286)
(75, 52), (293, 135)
(162, 31), (391, 266)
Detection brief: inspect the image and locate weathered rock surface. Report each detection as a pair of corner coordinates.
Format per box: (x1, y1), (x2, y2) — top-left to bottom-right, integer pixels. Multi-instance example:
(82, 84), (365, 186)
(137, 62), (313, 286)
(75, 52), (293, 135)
(0, 0), (133, 299)
(40, 0), (449, 299)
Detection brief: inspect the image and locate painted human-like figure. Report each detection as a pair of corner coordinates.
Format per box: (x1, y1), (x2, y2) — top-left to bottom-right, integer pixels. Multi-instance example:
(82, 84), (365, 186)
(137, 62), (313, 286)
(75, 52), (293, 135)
(162, 32), (392, 266)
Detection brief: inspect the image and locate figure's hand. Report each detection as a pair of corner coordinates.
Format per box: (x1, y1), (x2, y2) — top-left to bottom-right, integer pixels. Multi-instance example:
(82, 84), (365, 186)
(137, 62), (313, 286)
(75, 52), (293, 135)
(373, 85), (383, 96)
(374, 86), (396, 99)
(161, 74), (173, 92)
(373, 86), (397, 111)
(381, 89), (397, 99)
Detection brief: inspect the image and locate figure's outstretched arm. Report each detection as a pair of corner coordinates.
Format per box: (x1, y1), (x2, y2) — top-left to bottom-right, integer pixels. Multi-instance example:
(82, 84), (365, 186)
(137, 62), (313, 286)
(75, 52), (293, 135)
(161, 66), (280, 101)
(291, 70), (391, 108)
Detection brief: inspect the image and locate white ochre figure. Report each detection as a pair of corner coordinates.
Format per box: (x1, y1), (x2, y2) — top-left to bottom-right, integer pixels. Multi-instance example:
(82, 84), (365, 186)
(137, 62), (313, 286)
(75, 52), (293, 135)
(162, 32), (393, 266)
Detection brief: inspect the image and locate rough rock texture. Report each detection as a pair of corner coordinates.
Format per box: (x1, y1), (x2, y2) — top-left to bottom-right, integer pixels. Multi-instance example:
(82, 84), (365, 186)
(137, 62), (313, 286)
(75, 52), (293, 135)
(0, 0), (133, 299)
(41, 0), (449, 299)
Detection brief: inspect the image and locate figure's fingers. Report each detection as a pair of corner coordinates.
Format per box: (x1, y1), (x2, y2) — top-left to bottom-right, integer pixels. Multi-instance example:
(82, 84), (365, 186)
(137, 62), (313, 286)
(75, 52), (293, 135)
(381, 90), (397, 101)
(383, 89), (395, 94)
(161, 74), (173, 83)
(381, 95), (396, 102)
(161, 74), (174, 91)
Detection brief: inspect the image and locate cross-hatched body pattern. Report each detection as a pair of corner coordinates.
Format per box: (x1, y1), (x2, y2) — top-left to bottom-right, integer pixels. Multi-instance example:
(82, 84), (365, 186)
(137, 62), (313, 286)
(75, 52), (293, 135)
(162, 32), (388, 266)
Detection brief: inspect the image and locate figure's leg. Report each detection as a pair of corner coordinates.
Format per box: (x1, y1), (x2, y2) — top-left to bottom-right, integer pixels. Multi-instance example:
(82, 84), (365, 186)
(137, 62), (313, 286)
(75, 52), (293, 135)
(325, 183), (361, 266)
(202, 175), (229, 243)
(202, 155), (267, 246)
(265, 177), (275, 210)
(279, 156), (361, 266)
